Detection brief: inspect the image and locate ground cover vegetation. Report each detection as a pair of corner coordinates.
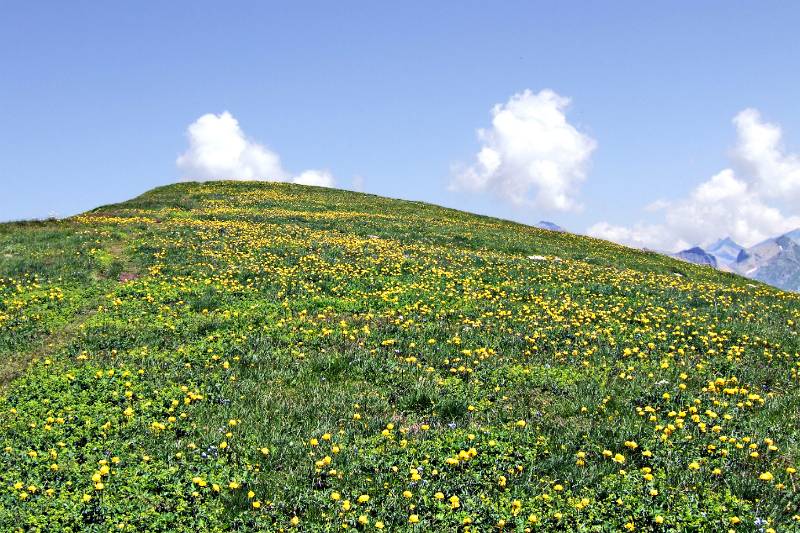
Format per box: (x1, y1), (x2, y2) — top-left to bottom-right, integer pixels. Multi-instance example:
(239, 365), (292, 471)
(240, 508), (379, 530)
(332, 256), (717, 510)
(0, 181), (798, 531)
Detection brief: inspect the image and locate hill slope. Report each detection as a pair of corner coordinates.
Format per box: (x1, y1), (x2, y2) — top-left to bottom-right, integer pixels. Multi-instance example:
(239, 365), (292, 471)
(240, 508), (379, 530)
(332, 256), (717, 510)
(1, 181), (799, 531)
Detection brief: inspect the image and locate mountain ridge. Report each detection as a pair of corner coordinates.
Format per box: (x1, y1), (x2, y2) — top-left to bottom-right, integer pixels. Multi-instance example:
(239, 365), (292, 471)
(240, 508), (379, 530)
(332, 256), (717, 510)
(671, 228), (800, 292)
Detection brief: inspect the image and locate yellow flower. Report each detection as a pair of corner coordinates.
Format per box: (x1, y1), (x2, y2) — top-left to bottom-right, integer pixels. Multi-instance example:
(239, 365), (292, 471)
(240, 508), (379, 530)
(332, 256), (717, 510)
(511, 499), (522, 516)
(290, 516), (300, 526)
(409, 514), (420, 524)
(358, 494), (370, 503)
(759, 471), (774, 481)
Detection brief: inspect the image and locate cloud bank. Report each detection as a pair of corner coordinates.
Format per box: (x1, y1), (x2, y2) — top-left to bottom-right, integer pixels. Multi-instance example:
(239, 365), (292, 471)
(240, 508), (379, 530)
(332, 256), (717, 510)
(176, 111), (335, 187)
(451, 89), (596, 212)
(589, 109), (800, 251)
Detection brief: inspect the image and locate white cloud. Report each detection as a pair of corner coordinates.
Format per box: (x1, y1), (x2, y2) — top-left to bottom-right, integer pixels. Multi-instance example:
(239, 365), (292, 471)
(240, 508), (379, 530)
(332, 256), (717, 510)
(451, 89), (596, 212)
(176, 111), (335, 187)
(292, 169), (334, 187)
(644, 199), (670, 212)
(587, 221), (682, 251)
(662, 169), (800, 247)
(176, 112), (286, 181)
(588, 110), (800, 251)
(732, 109), (800, 201)
(351, 175), (365, 192)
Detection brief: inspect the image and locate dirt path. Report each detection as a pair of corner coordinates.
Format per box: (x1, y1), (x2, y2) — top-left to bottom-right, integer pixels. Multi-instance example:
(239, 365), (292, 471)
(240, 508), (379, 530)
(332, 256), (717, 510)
(0, 304), (99, 389)
(0, 239), (139, 390)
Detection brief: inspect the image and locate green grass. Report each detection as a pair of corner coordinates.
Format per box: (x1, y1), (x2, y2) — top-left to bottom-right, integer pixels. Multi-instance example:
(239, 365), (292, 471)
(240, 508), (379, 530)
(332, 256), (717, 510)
(0, 181), (798, 531)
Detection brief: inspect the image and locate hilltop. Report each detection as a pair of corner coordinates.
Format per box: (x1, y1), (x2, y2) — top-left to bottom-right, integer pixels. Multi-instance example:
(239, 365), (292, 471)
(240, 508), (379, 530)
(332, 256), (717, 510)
(1, 181), (798, 531)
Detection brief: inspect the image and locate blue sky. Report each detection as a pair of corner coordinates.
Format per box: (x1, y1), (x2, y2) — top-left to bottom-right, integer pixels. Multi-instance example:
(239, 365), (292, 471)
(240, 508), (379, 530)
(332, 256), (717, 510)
(2, 2), (799, 250)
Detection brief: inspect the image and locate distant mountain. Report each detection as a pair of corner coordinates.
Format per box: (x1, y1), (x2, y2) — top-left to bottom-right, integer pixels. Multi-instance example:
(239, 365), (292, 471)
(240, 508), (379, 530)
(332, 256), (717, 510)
(734, 234), (800, 292)
(706, 237), (743, 266)
(735, 238), (784, 276)
(783, 228), (800, 245)
(535, 221), (565, 232)
(660, 228), (800, 292)
(674, 246), (717, 268)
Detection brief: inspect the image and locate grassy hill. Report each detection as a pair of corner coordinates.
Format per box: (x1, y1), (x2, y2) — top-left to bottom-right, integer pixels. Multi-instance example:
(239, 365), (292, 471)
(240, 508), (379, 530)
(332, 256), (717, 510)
(1, 181), (798, 531)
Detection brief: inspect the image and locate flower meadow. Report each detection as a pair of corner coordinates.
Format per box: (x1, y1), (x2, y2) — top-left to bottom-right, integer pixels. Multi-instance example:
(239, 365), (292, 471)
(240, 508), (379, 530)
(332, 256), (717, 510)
(0, 181), (798, 531)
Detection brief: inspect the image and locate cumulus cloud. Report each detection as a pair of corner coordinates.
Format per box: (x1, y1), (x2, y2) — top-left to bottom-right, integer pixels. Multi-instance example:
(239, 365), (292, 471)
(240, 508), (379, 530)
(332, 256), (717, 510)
(733, 109), (800, 201)
(451, 89), (596, 212)
(176, 111), (335, 187)
(292, 169), (335, 187)
(588, 110), (800, 251)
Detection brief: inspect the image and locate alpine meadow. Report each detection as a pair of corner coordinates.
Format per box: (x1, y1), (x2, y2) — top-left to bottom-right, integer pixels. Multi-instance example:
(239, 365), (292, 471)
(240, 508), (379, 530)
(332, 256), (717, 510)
(2, 181), (800, 532)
